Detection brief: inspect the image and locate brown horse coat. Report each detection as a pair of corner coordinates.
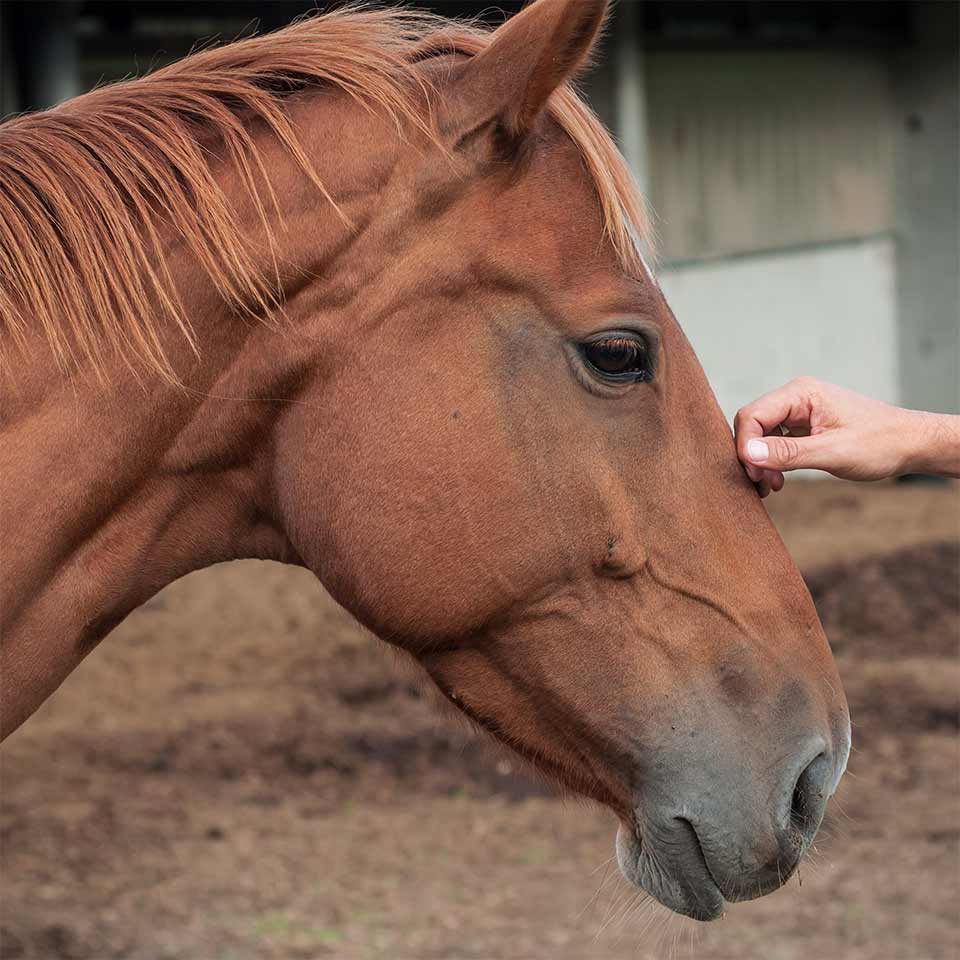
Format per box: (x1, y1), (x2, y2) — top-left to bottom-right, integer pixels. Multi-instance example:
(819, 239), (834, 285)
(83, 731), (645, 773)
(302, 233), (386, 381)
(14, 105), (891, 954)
(0, 0), (849, 921)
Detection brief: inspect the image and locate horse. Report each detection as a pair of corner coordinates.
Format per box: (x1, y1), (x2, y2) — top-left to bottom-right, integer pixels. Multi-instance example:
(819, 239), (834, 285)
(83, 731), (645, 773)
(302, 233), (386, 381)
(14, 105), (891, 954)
(0, 0), (850, 922)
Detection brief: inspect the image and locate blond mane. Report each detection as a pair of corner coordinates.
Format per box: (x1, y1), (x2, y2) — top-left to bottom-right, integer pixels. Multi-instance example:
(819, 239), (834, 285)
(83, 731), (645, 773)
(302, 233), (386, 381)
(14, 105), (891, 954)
(0, 5), (649, 383)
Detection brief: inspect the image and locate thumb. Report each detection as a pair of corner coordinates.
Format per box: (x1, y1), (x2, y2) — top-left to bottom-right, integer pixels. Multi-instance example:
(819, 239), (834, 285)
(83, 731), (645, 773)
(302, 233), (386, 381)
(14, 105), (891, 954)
(744, 434), (831, 472)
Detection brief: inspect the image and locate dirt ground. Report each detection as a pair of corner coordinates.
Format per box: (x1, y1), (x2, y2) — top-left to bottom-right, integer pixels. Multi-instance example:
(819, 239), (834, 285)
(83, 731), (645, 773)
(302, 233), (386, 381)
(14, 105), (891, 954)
(2, 479), (958, 960)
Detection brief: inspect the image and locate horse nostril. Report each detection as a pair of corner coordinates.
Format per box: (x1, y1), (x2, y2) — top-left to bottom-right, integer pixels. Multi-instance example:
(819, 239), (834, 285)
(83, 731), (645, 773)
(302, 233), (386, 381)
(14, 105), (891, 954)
(789, 750), (831, 841)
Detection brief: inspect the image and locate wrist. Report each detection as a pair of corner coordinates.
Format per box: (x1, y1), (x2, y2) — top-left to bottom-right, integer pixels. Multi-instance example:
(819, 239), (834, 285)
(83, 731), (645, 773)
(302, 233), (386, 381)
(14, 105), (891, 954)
(898, 410), (960, 478)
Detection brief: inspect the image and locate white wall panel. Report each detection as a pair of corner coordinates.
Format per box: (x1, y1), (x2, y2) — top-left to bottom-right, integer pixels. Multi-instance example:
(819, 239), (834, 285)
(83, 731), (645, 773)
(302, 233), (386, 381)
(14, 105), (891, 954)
(659, 238), (899, 423)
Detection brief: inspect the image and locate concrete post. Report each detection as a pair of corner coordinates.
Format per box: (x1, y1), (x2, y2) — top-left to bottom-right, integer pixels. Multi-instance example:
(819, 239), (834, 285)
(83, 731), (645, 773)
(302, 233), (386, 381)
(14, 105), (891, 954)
(613, 0), (650, 200)
(9, 0), (80, 112)
(893, 2), (960, 413)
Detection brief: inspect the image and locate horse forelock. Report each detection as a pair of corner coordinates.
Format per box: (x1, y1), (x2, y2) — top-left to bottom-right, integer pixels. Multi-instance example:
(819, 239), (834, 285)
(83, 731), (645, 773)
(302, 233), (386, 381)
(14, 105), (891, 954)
(0, 3), (651, 385)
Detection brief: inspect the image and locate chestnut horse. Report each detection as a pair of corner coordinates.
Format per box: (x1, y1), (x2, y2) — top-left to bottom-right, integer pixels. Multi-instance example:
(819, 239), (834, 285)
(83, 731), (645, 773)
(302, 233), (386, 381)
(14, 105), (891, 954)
(0, 0), (849, 921)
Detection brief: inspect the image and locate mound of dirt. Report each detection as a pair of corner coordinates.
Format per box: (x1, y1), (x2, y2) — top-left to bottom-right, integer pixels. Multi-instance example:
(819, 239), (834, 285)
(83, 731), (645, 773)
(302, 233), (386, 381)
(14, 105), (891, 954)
(806, 540), (959, 659)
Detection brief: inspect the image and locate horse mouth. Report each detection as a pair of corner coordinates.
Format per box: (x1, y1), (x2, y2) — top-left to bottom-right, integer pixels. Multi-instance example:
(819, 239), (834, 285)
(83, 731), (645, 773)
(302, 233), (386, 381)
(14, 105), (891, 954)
(615, 812), (818, 922)
(615, 821), (726, 922)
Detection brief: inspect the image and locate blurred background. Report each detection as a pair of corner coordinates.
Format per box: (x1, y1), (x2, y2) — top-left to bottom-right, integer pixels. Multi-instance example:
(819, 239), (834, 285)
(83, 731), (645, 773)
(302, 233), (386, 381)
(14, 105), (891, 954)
(1, 0), (957, 418)
(1, 3), (958, 959)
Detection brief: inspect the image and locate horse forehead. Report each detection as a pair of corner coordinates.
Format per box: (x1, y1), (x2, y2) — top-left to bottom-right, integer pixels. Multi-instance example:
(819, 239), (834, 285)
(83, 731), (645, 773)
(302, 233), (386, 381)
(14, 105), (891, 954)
(526, 129), (606, 222)
(479, 135), (620, 271)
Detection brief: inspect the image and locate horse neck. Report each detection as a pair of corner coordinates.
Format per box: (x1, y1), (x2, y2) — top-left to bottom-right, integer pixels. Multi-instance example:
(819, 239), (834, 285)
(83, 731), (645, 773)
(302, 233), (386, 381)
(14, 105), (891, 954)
(0, 94), (390, 738)
(1, 290), (301, 726)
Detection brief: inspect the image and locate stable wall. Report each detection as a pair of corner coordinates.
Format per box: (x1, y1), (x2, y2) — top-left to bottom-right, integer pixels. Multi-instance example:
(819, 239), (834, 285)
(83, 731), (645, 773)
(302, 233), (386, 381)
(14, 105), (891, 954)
(892, 2), (959, 415)
(658, 238), (898, 424)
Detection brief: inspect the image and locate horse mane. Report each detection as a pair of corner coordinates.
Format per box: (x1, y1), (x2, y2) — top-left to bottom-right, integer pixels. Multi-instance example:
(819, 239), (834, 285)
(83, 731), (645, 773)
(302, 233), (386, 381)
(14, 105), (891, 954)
(0, 4), (650, 384)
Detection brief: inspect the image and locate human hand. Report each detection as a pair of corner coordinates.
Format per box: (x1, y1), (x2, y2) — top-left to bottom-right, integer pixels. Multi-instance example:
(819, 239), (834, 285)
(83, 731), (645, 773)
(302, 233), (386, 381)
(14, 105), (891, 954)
(734, 377), (938, 497)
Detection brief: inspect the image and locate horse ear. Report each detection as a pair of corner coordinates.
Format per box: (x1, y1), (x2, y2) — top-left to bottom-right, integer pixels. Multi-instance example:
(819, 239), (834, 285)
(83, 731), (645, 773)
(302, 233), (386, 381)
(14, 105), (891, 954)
(443, 0), (608, 144)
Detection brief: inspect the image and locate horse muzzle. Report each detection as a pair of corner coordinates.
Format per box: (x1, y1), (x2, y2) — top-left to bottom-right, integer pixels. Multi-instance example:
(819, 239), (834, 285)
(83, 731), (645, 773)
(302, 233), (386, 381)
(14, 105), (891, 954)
(615, 730), (849, 920)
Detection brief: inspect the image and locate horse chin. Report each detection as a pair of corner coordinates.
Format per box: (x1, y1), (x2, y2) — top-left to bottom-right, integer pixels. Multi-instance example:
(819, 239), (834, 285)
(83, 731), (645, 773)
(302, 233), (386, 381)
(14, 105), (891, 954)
(615, 823), (726, 922)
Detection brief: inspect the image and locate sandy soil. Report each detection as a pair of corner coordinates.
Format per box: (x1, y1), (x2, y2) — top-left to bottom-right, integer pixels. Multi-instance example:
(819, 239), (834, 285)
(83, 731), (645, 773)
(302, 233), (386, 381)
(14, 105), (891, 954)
(2, 479), (958, 960)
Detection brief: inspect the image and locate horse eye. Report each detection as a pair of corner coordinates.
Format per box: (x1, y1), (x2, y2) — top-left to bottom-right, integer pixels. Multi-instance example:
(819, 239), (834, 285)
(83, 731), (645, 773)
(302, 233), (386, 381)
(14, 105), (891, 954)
(579, 333), (652, 382)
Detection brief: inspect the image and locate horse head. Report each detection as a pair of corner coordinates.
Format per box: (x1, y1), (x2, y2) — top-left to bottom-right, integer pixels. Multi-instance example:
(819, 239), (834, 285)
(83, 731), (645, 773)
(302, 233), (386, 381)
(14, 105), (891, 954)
(270, 0), (851, 920)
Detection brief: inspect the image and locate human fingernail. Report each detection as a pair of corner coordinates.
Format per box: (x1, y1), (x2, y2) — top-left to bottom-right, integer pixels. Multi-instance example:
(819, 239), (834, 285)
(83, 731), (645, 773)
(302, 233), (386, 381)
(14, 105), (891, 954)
(747, 439), (769, 463)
